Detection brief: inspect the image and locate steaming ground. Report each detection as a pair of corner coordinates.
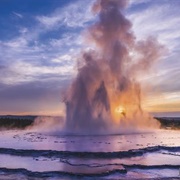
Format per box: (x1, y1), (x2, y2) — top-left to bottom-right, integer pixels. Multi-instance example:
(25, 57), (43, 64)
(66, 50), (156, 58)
(30, 116), (160, 136)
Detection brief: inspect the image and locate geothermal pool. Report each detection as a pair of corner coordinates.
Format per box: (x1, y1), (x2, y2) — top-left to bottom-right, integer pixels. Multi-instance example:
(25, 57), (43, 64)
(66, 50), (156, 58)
(0, 129), (179, 179)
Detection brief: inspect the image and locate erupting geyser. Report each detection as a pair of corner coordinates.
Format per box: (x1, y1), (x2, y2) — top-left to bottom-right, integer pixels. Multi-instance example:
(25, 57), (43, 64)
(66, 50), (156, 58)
(64, 0), (164, 134)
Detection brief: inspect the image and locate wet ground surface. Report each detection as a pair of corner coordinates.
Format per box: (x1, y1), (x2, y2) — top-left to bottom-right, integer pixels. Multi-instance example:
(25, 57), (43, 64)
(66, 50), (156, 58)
(0, 130), (179, 179)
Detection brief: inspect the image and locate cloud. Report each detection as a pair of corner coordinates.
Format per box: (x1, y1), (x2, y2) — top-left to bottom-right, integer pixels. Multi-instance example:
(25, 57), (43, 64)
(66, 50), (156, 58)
(129, 0), (152, 6)
(0, 80), (67, 115)
(126, 0), (180, 103)
(36, 0), (94, 30)
(2, 37), (27, 48)
(0, 1), (94, 87)
(49, 33), (83, 48)
(0, 0), (179, 115)
(0, 60), (75, 85)
(13, 12), (23, 19)
(143, 91), (180, 113)
(51, 54), (72, 63)
(19, 27), (28, 34)
(128, 1), (180, 51)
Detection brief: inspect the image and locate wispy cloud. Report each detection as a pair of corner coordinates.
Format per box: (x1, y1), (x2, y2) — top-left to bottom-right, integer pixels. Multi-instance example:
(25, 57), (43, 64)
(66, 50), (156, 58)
(0, 54), (75, 85)
(36, 0), (94, 30)
(12, 12), (23, 19)
(0, 0), (94, 87)
(0, 0), (179, 114)
(128, 1), (180, 51)
(127, 0), (180, 99)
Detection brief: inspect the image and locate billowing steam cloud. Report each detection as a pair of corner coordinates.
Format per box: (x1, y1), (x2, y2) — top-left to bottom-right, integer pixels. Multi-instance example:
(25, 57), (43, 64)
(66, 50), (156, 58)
(64, 0), (164, 134)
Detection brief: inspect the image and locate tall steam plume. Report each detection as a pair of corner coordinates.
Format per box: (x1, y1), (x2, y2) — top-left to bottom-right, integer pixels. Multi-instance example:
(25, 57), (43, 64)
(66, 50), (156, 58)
(64, 0), (164, 134)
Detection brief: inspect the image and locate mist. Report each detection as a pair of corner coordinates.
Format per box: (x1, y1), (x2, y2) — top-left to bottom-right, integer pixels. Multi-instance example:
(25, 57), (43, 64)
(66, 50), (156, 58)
(63, 0), (164, 134)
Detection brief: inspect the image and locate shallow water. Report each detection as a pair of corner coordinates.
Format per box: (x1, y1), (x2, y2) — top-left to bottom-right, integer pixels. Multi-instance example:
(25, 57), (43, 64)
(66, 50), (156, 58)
(0, 129), (179, 179)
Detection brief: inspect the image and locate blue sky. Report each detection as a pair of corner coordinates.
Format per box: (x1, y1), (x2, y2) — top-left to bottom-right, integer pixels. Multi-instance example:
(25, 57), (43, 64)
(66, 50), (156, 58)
(0, 0), (180, 116)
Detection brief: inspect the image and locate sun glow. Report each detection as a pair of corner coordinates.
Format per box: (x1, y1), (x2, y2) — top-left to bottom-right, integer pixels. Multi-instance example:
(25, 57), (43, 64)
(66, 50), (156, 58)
(111, 104), (126, 124)
(115, 106), (126, 116)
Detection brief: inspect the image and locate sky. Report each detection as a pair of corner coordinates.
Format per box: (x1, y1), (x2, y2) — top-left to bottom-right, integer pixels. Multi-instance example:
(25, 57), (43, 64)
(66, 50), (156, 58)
(0, 0), (180, 116)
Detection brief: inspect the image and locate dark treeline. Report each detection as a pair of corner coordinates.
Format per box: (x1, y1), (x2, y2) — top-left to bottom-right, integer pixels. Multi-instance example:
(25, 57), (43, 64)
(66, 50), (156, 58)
(0, 116), (36, 129)
(0, 116), (179, 130)
(155, 117), (180, 129)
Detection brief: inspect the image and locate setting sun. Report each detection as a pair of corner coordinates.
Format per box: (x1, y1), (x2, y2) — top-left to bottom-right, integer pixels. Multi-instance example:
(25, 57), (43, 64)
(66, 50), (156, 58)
(115, 106), (126, 116)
